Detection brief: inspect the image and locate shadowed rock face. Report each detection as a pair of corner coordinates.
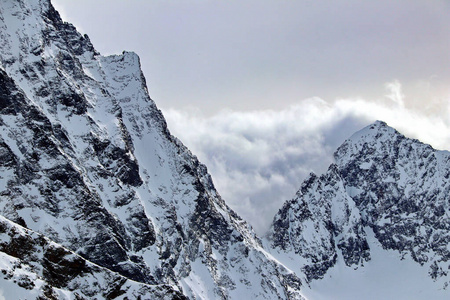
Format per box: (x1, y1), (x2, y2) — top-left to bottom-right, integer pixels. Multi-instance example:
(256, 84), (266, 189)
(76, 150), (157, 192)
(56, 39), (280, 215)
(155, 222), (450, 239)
(269, 121), (450, 284)
(0, 215), (186, 299)
(0, 1), (304, 299)
(0, 66), (153, 282)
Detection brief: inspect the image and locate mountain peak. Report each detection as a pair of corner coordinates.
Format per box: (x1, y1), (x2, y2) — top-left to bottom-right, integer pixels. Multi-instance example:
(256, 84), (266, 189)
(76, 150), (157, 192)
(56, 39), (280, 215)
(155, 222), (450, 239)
(343, 120), (395, 143)
(269, 120), (450, 297)
(333, 120), (409, 166)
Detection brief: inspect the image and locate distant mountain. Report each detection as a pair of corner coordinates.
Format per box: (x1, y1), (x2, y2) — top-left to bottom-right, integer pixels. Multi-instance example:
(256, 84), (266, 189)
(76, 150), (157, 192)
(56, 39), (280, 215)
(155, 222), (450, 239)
(267, 121), (449, 299)
(0, 0), (302, 298)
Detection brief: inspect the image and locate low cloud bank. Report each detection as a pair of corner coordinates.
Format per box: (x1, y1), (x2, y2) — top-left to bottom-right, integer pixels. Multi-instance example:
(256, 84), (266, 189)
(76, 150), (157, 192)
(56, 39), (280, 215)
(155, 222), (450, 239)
(163, 82), (450, 235)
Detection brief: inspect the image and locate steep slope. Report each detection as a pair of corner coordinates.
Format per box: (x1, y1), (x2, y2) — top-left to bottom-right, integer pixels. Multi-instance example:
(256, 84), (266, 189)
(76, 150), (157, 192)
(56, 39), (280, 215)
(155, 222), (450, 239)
(268, 121), (449, 297)
(269, 164), (370, 282)
(0, 214), (185, 299)
(0, 0), (303, 299)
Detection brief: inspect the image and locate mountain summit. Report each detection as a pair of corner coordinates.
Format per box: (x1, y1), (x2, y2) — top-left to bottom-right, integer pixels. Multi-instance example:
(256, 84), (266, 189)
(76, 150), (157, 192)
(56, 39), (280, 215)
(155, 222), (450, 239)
(268, 120), (449, 299)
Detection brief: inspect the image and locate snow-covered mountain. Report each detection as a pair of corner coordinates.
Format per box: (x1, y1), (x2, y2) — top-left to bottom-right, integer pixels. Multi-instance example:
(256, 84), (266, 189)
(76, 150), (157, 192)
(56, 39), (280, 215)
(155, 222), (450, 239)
(267, 121), (450, 299)
(0, 0), (449, 299)
(0, 0), (303, 299)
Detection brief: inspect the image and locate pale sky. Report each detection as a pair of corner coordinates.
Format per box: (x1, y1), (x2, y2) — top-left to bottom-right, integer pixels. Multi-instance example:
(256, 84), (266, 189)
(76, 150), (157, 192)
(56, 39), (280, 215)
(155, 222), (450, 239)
(52, 0), (450, 234)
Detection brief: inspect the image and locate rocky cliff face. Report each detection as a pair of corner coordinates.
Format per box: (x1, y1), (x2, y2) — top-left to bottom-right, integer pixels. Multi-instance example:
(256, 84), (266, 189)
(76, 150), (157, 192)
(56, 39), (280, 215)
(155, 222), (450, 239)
(0, 214), (186, 299)
(269, 164), (370, 282)
(268, 121), (450, 289)
(0, 1), (303, 299)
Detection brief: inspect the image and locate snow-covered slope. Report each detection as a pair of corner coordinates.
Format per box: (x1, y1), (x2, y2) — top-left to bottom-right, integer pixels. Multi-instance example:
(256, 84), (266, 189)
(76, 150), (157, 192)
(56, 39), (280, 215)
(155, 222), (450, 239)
(268, 121), (450, 299)
(0, 0), (303, 299)
(0, 214), (184, 299)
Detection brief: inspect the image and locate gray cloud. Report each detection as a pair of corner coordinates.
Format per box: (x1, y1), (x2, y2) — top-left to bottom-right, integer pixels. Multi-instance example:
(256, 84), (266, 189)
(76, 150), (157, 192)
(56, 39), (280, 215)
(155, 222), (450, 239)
(52, 0), (450, 114)
(164, 82), (450, 234)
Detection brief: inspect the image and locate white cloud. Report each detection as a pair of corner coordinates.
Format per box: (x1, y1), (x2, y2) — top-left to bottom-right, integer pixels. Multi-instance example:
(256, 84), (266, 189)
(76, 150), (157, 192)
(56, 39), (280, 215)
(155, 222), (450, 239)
(163, 82), (450, 235)
(385, 80), (405, 108)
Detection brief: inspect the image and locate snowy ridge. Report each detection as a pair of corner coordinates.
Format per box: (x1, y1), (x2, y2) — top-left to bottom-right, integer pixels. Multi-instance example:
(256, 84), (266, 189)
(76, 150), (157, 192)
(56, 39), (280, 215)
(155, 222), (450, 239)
(268, 121), (450, 299)
(0, 0), (304, 299)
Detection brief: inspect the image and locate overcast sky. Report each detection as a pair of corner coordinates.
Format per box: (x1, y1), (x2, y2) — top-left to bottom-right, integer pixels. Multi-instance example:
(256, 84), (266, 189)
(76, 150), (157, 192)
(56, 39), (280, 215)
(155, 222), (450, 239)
(52, 0), (450, 234)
